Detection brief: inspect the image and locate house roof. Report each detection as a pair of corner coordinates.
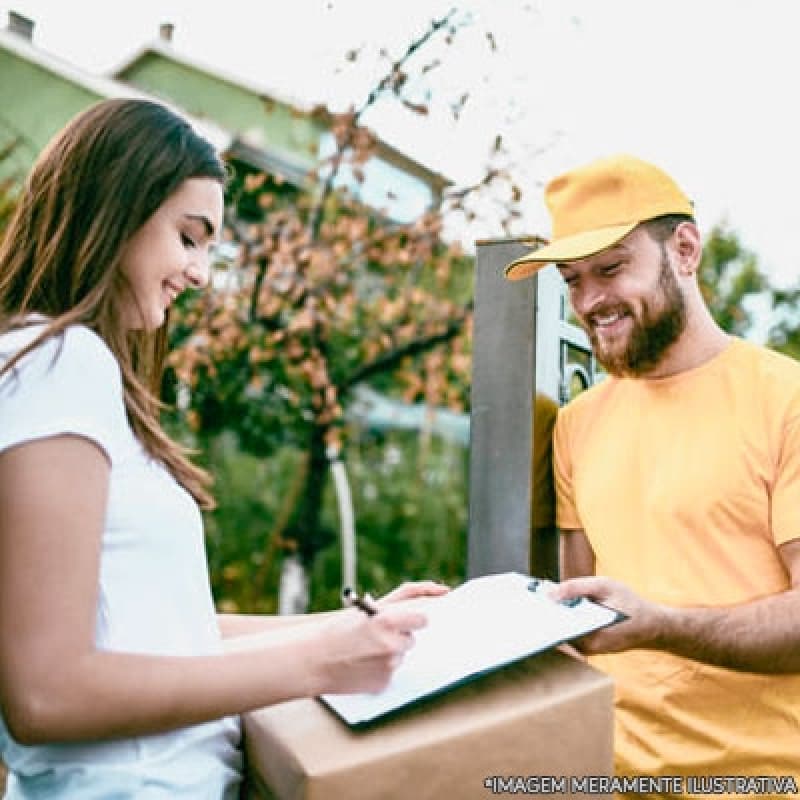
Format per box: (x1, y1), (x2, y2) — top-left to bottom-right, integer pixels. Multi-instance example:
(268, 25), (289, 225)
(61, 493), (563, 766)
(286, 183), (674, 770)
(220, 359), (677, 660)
(111, 39), (313, 114)
(0, 26), (233, 153)
(2, 20), (450, 196)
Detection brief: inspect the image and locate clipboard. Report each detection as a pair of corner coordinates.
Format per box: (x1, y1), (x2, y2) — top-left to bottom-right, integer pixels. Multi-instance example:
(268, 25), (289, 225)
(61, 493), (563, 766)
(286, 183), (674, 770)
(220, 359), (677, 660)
(319, 571), (625, 727)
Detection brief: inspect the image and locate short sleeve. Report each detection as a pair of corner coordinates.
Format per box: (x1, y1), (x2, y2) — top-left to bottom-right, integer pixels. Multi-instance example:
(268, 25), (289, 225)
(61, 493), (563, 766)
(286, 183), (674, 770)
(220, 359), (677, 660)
(771, 413), (800, 547)
(553, 407), (583, 531)
(0, 326), (127, 463)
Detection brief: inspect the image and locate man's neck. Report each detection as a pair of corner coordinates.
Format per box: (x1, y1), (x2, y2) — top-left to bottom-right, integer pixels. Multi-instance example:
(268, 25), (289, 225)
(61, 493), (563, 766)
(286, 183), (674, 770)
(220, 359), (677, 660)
(638, 310), (731, 380)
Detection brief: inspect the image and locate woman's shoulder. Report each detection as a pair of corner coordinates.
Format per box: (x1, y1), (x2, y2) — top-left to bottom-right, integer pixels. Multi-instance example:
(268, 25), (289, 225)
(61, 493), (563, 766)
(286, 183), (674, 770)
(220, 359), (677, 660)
(0, 322), (129, 459)
(0, 323), (125, 420)
(1, 322), (120, 379)
(60, 325), (120, 372)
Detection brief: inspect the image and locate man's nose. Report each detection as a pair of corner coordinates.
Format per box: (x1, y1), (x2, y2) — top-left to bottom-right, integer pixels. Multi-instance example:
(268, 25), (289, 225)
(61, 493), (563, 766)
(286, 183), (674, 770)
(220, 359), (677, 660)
(572, 280), (606, 318)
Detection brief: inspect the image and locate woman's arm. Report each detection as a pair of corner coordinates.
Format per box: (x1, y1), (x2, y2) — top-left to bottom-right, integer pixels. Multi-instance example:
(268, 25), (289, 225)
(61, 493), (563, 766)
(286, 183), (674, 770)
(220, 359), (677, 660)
(0, 436), (426, 745)
(217, 611), (342, 639)
(217, 581), (450, 639)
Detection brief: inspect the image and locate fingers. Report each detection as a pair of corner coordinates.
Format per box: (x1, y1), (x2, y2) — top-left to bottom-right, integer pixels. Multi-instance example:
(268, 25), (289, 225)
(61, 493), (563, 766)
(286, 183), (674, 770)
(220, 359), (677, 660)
(373, 608), (428, 636)
(371, 612), (425, 663)
(385, 631), (416, 670)
(354, 614), (422, 692)
(405, 580), (450, 597)
(379, 580), (450, 604)
(549, 576), (611, 604)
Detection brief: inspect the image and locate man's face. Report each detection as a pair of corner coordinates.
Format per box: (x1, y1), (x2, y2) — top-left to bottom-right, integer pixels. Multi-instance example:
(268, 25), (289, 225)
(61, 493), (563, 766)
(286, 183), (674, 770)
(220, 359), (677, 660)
(557, 226), (687, 377)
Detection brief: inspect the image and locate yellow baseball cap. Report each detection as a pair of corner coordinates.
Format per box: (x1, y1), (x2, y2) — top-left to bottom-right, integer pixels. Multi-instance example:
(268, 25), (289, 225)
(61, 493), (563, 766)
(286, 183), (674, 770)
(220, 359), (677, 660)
(504, 154), (694, 280)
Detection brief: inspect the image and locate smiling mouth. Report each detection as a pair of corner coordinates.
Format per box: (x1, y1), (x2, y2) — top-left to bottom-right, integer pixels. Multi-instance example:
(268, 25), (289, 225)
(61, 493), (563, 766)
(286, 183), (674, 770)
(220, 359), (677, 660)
(163, 282), (183, 304)
(591, 310), (627, 328)
(586, 311), (633, 340)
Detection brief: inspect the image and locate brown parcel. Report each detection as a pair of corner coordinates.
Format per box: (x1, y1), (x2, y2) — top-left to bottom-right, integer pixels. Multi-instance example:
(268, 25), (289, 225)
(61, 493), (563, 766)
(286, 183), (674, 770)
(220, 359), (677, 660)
(243, 649), (614, 800)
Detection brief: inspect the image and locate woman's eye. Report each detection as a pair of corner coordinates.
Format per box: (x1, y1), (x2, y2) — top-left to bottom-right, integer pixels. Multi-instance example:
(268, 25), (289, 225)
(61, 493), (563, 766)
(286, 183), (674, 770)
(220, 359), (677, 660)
(181, 233), (196, 249)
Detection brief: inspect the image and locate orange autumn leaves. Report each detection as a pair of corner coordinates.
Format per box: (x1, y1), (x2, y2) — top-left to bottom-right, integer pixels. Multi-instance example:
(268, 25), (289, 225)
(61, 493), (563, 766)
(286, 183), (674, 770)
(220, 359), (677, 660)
(166, 174), (472, 454)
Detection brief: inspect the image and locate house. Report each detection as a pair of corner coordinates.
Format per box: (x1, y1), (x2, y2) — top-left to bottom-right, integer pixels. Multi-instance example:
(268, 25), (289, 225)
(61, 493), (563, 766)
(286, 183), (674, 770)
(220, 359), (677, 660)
(0, 12), (231, 184)
(0, 11), (450, 224)
(109, 24), (451, 222)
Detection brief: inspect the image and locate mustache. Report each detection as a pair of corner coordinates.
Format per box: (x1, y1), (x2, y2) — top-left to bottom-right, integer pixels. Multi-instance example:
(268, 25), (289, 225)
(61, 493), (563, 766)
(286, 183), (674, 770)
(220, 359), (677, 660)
(579, 303), (632, 328)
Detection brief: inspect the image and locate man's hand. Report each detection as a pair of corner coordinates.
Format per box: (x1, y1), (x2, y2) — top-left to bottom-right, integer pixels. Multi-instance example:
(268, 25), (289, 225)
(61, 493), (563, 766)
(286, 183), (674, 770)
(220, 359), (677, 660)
(549, 576), (669, 655)
(550, 564), (800, 674)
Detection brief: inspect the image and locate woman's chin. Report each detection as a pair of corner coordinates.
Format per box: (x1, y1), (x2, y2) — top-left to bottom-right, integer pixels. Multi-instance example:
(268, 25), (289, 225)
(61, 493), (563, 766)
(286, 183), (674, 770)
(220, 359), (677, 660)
(121, 308), (166, 333)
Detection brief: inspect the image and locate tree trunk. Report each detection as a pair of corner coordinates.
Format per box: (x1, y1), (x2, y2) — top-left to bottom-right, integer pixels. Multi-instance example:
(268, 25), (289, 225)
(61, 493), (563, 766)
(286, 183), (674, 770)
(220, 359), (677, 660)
(278, 422), (333, 613)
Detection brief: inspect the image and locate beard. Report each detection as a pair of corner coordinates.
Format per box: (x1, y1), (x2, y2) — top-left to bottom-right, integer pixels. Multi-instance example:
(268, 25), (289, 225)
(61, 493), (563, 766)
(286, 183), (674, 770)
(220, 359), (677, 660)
(585, 249), (687, 377)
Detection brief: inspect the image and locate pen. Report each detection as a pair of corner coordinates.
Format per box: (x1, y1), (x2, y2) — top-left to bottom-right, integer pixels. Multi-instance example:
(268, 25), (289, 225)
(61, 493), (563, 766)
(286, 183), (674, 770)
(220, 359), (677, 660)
(342, 586), (379, 616)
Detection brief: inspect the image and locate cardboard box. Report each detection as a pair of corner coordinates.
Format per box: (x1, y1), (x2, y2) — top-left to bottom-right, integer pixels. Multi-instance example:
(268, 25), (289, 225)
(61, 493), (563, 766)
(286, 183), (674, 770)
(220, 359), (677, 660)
(243, 649), (614, 800)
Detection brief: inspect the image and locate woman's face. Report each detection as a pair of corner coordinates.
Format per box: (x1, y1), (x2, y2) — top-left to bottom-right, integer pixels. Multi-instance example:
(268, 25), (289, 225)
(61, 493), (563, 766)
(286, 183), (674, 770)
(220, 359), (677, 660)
(118, 177), (224, 331)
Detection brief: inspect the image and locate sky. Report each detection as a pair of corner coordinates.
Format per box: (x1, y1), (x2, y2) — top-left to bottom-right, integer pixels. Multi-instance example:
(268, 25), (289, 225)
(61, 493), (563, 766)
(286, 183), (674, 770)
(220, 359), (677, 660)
(3, 0), (800, 299)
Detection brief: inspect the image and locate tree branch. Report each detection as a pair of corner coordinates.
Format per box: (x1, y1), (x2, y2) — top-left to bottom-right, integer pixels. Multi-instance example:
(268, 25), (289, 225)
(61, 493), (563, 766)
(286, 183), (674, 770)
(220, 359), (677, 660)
(308, 9), (458, 239)
(339, 306), (470, 392)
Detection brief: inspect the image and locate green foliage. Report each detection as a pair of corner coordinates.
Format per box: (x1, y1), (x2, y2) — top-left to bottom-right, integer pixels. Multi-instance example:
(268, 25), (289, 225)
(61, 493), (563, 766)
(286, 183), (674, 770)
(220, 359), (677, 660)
(767, 286), (800, 360)
(191, 426), (467, 613)
(698, 222), (766, 336)
(308, 428), (468, 611)
(198, 432), (307, 613)
(695, 223), (800, 360)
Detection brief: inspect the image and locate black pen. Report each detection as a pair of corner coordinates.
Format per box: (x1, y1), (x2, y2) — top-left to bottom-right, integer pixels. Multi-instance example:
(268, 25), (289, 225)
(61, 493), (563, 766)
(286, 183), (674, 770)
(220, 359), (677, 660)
(342, 586), (379, 616)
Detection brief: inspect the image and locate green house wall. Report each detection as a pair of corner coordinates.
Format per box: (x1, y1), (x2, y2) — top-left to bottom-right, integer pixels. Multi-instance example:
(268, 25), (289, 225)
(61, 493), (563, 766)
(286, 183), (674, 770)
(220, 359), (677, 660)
(0, 48), (101, 179)
(117, 53), (323, 171)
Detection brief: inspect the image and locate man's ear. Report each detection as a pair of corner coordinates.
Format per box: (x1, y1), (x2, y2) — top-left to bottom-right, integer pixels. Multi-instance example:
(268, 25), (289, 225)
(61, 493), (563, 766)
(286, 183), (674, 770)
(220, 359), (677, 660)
(672, 221), (702, 277)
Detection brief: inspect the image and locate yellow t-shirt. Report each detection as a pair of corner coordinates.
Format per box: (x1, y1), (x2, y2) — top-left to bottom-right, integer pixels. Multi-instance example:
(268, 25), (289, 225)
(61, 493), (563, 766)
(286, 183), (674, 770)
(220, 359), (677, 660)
(554, 338), (800, 784)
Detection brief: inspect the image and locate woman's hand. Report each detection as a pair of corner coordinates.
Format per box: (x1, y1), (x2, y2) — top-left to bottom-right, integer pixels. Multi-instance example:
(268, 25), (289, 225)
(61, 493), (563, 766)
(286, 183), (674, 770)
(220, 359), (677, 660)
(376, 580), (450, 607)
(314, 606), (428, 695)
(311, 581), (450, 695)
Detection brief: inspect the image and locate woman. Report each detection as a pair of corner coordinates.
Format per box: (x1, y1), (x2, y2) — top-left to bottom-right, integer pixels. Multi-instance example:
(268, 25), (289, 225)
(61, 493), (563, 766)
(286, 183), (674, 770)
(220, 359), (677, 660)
(0, 98), (443, 798)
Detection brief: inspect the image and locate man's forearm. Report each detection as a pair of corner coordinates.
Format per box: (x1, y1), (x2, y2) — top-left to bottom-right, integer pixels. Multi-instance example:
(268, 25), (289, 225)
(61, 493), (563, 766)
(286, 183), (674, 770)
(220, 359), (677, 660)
(552, 573), (800, 674)
(655, 587), (800, 673)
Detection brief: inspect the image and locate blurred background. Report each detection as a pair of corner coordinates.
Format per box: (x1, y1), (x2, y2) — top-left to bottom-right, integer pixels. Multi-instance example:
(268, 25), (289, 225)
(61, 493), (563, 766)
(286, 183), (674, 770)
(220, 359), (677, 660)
(2, 0), (799, 614)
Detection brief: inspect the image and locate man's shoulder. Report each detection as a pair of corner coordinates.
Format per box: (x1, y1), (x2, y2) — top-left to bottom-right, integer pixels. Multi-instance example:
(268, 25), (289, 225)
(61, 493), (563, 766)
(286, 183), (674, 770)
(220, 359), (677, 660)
(730, 338), (800, 390)
(553, 377), (623, 446)
(559, 375), (619, 419)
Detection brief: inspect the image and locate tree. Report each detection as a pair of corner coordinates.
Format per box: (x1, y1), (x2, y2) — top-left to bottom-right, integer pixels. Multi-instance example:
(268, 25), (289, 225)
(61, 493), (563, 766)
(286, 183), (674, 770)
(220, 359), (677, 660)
(695, 222), (800, 363)
(767, 286), (800, 360)
(698, 222), (767, 337)
(166, 12), (520, 611)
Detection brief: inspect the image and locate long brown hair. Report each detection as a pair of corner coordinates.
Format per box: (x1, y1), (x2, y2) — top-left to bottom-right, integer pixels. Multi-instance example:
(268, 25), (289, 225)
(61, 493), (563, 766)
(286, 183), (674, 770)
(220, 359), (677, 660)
(0, 98), (228, 509)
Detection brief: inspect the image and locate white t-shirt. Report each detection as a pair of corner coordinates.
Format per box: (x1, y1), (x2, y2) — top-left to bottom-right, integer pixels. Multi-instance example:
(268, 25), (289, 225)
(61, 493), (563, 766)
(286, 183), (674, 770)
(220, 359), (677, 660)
(0, 324), (242, 799)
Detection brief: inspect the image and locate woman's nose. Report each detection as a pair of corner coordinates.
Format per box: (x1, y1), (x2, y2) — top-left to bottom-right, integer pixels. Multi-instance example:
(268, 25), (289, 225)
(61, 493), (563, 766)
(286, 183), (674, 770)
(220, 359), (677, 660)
(184, 255), (210, 289)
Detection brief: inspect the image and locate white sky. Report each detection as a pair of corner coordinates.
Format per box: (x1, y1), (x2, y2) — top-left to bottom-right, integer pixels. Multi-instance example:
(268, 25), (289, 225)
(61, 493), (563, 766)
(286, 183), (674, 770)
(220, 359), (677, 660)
(3, 0), (800, 295)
